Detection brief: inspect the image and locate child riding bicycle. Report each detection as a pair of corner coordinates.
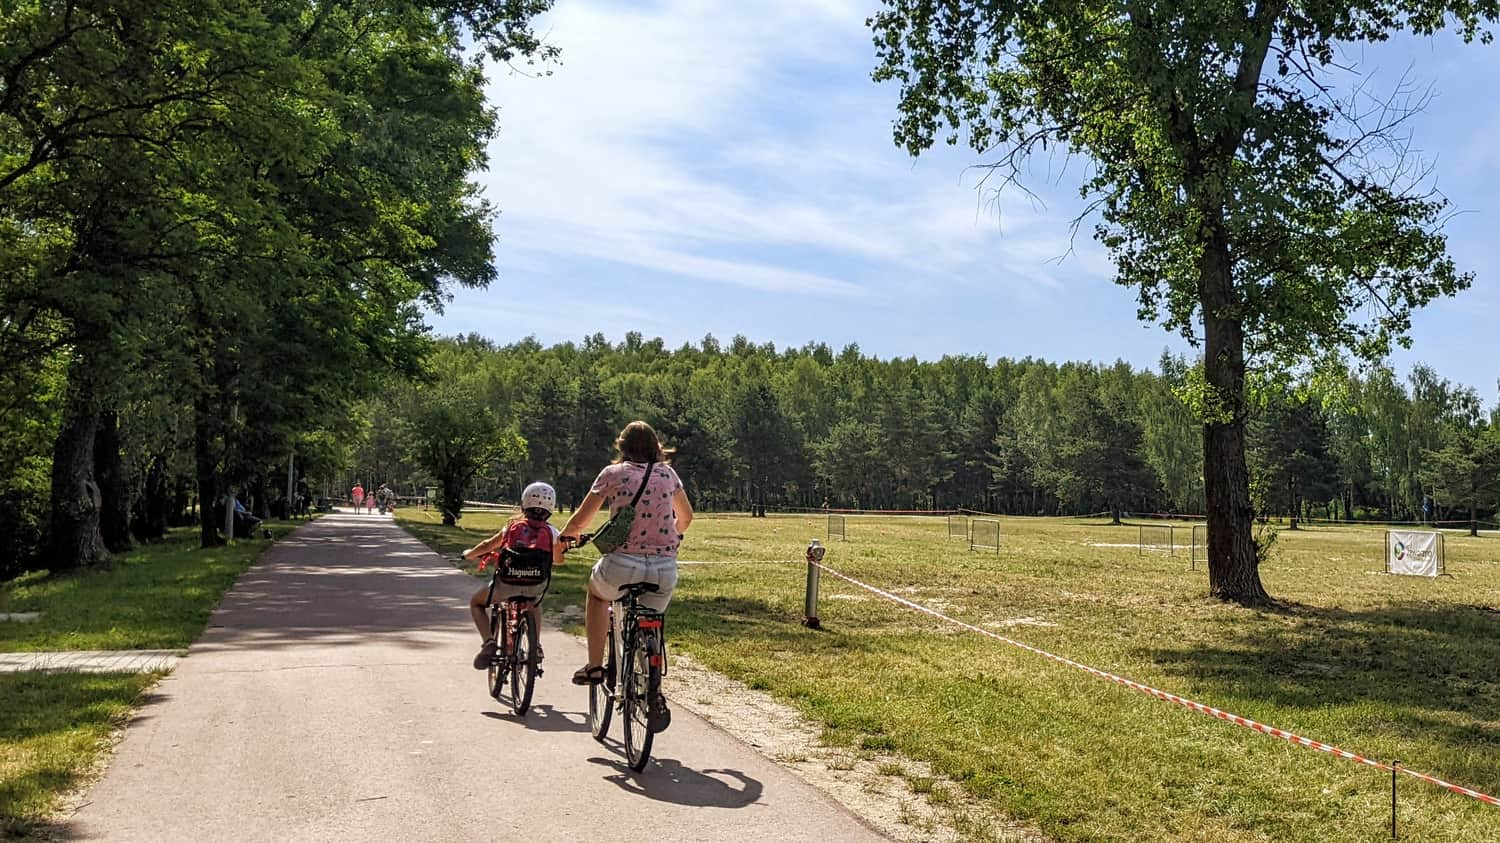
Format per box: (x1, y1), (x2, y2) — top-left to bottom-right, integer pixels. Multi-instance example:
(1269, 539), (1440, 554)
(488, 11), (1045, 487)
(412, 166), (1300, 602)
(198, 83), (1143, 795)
(463, 482), (566, 669)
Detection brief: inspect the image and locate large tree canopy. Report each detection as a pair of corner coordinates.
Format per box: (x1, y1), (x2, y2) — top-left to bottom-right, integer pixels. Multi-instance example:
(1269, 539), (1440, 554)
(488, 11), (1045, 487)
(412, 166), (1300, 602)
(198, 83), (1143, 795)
(0, 0), (555, 569)
(869, 0), (1493, 601)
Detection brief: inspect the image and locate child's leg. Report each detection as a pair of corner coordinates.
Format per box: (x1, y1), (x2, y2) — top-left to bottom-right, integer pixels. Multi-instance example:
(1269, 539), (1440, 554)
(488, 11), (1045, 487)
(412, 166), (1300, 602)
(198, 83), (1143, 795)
(469, 587), (493, 639)
(526, 603), (544, 659)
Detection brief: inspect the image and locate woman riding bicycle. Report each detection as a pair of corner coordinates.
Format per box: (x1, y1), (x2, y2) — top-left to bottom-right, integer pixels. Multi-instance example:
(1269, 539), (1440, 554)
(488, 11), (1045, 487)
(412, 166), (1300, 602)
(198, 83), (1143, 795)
(560, 421), (693, 715)
(463, 482), (566, 669)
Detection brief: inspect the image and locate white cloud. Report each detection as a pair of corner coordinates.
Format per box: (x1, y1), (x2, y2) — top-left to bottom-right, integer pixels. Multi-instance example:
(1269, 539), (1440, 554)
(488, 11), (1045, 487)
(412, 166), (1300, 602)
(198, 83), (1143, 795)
(477, 0), (1104, 301)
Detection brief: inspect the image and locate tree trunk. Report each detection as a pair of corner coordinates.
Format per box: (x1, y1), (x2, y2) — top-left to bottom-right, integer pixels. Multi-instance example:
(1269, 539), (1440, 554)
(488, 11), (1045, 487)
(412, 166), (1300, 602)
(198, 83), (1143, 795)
(194, 397), (225, 547)
(1110, 503), (1122, 525)
(1199, 236), (1269, 603)
(1472, 498), (1479, 538)
(94, 411), (134, 553)
(440, 471), (464, 527)
(47, 362), (109, 571)
(1287, 476), (1299, 530)
(252, 476), (270, 520)
(134, 454), (169, 541)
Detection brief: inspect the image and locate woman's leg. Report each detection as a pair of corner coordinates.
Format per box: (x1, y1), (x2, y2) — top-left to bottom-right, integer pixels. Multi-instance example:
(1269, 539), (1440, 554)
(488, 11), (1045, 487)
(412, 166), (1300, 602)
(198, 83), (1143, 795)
(585, 588), (609, 667)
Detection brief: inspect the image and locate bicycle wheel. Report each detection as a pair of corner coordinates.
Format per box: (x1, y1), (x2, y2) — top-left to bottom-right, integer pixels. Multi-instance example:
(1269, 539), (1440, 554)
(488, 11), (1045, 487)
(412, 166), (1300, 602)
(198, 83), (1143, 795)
(486, 610), (507, 700)
(622, 630), (659, 772)
(589, 622), (615, 742)
(510, 612), (538, 715)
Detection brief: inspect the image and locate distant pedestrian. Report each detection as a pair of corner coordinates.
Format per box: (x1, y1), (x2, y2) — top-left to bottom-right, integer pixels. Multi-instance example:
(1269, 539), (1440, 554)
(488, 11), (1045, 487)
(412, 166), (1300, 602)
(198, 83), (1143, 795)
(351, 481), (365, 514)
(365, 490), (376, 514)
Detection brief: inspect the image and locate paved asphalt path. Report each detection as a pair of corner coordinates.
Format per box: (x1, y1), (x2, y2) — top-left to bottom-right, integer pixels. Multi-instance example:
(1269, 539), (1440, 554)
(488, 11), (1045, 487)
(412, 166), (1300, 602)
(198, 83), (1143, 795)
(64, 512), (884, 842)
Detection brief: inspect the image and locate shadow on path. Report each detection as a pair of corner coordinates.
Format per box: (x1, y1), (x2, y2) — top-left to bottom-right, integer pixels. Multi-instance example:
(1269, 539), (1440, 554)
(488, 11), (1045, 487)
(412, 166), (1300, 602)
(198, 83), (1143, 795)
(481, 704), (591, 734)
(188, 515), (477, 656)
(587, 756), (763, 809)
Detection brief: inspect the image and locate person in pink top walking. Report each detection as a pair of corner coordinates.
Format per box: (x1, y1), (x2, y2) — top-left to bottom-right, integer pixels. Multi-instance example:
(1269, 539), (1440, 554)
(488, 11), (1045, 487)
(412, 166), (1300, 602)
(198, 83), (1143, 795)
(351, 481), (365, 514)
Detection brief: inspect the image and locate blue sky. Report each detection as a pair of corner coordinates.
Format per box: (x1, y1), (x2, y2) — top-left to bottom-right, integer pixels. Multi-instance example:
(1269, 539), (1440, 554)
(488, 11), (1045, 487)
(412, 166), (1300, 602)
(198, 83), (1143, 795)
(432, 0), (1499, 404)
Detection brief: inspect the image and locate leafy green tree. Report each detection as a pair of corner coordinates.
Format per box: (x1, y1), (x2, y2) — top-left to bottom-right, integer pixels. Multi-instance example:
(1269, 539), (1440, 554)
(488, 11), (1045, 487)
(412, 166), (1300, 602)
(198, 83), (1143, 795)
(729, 366), (801, 510)
(398, 356), (527, 526)
(869, 0), (1490, 601)
(1248, 390), (1339, 528)
(568, 371), (619, 504)
(1139, 354), (1205, 514)
(813, 421), (883, 508)
(1049, 367), (1158, 523)
(1422, 425), (1500, 536)
(2, 0), (556, 561)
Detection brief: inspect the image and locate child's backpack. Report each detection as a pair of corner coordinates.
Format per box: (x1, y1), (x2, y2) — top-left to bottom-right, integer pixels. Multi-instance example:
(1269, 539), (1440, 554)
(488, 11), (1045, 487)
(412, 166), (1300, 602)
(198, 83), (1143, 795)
(494, 518), (555, 585)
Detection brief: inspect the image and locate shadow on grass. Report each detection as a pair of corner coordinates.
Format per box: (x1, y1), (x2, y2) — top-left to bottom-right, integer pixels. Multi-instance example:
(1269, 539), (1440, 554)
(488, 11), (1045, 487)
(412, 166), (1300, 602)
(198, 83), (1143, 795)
(0, 672), (161, 837)
(0, 523), (303, 652)
(1147, 600), (1500, 787)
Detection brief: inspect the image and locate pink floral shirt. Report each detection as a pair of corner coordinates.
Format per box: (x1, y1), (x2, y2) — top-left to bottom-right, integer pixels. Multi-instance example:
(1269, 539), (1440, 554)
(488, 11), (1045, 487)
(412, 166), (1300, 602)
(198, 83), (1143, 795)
(590, 461), (684, 557)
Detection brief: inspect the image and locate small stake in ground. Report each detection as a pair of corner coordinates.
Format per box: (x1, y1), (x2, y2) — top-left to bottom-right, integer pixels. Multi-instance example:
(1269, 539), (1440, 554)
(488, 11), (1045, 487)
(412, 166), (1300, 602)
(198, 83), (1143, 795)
(1392, 760), (1399, 839)
(803, 539), (825, 629)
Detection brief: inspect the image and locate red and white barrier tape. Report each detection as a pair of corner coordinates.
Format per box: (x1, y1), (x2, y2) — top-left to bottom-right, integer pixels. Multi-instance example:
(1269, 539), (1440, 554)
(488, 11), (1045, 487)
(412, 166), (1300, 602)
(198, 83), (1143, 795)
(808, 559), (1500, 808)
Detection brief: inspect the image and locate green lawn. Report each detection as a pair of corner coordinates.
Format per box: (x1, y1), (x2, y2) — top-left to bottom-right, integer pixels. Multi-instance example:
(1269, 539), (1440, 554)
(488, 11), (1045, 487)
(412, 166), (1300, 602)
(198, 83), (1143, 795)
(0, 672), (159, 837)
(0, 522), (302, 653)
(400, 507), (1500, 842)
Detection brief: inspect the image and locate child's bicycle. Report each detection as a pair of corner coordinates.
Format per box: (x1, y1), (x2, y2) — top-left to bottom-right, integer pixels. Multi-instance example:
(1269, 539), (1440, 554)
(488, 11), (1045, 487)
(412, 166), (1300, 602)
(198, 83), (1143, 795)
(478, 552), (548, 716)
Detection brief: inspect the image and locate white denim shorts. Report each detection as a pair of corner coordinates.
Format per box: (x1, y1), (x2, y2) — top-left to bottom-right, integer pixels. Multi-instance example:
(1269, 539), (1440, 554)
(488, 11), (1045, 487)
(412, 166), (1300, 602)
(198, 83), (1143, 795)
(589, 552), (677, 612)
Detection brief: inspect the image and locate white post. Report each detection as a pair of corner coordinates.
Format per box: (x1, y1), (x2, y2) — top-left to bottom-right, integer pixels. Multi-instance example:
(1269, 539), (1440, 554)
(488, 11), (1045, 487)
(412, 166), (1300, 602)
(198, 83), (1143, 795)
(803, 539), (825, 629)
(285, 453), (295, 519)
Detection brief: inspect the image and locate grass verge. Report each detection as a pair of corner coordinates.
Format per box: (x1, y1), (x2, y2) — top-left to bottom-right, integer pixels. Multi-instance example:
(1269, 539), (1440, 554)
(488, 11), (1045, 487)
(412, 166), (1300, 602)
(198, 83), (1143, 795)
(0, 521), (303, 652)
(0, 672), (159, 837)
(397, 508), (1500, 842)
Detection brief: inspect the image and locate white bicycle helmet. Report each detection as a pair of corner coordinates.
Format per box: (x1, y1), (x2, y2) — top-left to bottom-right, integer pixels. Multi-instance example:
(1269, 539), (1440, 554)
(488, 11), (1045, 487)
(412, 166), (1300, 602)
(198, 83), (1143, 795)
(520, 481), (557, 516)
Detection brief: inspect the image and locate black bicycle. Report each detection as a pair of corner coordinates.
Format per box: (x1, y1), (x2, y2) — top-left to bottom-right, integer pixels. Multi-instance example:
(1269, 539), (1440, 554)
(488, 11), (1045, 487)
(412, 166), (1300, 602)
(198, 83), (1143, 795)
(588, 582), (669, 771)
(479, 553), (547, 716)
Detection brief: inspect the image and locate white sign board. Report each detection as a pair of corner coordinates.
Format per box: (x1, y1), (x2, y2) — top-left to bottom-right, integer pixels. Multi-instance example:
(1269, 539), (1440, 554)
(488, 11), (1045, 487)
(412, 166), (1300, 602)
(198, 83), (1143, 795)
(1387, 531), (1440, 577)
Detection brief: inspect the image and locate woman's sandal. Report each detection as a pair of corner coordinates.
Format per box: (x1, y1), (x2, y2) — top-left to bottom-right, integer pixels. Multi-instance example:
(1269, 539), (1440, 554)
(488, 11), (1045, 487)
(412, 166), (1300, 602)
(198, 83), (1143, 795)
(571, 665), (606, 686)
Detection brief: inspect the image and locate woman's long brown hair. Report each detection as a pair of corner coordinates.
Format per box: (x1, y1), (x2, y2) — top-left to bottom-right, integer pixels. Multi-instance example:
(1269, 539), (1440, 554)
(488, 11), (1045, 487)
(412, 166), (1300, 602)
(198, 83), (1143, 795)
(613, 420), (675, 464)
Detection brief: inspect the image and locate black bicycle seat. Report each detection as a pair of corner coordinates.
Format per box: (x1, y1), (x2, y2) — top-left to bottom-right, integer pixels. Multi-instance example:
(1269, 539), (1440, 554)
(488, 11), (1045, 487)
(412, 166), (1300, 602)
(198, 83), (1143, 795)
(622, 582), (660, 595)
